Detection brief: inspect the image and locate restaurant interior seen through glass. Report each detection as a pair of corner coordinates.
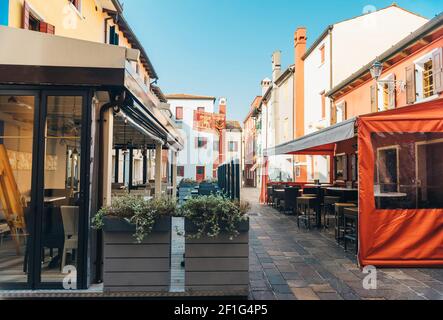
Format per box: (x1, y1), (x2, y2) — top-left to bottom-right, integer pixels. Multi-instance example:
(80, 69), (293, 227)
(0, 93), (86, 287)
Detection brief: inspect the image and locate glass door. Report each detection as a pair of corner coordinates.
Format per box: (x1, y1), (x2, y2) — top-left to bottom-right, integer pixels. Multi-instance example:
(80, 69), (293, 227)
(37, 93), (87, 289)
(0, 94), (37, 289)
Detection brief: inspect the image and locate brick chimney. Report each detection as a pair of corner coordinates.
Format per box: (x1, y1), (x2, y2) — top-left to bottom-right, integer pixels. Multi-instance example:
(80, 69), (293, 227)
(219, 97), (227, 115)
(294, 27), (306, 139)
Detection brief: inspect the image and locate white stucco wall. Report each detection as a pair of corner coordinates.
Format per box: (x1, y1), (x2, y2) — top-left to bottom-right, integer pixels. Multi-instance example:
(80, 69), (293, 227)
(168, 98), (216, 181)
(224, 130), (243, 162)
(332, 6), (428, 85)
(303, 5), (428, 181)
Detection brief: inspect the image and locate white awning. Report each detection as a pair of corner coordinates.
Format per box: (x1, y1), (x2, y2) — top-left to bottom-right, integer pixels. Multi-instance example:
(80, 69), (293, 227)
(264, 118), (357, 156)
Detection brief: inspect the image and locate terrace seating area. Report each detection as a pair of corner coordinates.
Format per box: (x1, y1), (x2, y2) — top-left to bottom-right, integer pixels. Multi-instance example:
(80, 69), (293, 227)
(265, 182), (359, 254)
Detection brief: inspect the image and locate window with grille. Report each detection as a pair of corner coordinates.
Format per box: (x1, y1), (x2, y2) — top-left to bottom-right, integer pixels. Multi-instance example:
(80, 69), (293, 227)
(423, 60), (434, 98)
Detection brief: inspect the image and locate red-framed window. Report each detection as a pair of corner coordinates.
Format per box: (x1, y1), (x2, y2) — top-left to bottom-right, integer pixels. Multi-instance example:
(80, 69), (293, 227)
(176, 107), (183, 120)
(177, 166), (185, 177)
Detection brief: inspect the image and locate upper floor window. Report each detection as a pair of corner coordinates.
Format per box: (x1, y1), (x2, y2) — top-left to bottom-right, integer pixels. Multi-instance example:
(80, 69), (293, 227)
(377, 74), (395, 111)
(23, 1), (55, 34)
(109, 25), (119, 45)
(423, 60), (434, 98)
(195, 137), (208, 149)
(177, 166), (185, 177)
(331, 101), (346, 125)
(176, 107), (183, 121)
(197, 107), (205, 113)
(407, 48), (443, 104)
(229, 141), (238, 152)
(69, 0), (81, 12)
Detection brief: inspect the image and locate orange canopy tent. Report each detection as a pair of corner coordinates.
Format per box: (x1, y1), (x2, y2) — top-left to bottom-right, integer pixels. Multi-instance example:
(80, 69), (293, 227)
(264, 98), (443, 267)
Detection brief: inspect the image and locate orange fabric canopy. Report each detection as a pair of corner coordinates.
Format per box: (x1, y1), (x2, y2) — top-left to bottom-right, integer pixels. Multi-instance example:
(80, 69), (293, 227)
(358, 98), (443, 267)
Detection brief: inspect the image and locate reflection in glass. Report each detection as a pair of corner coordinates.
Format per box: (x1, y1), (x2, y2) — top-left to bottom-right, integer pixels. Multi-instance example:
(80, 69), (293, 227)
(41, 96), (82, 284)
(0, 96), (34, 286)
(372, 132), (443, 210)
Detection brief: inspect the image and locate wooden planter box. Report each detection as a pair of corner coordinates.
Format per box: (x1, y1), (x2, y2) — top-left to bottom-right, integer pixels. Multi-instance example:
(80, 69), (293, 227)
(184, 219), (249, 296)
(103, 216), (171, 293)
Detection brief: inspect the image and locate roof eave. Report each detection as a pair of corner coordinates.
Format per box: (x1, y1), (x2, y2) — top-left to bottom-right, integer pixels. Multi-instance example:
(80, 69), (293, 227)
(327, 12), (443, 98)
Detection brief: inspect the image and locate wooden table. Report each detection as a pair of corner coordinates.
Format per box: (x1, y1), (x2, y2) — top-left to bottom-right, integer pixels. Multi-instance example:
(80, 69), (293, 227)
(375, 192), (407, 198)
(327, 187), (358, 192)
(374, 192), (407, 208)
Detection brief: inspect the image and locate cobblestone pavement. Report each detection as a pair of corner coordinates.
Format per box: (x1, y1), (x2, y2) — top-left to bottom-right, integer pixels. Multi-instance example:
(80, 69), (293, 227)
(243, 187), (443, 300)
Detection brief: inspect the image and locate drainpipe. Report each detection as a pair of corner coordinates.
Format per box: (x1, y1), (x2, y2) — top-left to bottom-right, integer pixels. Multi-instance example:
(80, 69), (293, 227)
(95, 91), (125, 283)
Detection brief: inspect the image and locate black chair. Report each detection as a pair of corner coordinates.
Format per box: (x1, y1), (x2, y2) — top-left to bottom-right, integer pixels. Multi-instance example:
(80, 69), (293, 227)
(344, 207), (358, 254)
(23, 206), (65, 272)
(280, 187), (300, 215)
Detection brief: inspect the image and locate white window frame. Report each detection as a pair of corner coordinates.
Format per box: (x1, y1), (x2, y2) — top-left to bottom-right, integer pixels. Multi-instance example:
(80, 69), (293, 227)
(377, 73), (395, 111)
(69, 0), (83, 18)
(414, 49), (440, 103)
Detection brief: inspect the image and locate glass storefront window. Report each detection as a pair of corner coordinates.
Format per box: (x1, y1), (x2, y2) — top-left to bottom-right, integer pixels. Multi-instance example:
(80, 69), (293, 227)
(41, 96), (82, 284)
(0, 95), (35, 286)
(372, 132), (443, 210)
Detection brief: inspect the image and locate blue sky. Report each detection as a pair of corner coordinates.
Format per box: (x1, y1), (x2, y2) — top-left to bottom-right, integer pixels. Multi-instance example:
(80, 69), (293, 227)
(122, 0), (442, 122)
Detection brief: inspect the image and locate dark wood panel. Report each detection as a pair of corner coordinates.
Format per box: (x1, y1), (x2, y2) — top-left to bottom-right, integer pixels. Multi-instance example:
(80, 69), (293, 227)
(186, 258), (248, 271)
(103, 272), (170, 286)
(185, 244), (248, 258)
(104, 258), (170, 272)
(104, 232), (170, 245)
(104, 244), (170, 258)
(185, 272), (249, 286)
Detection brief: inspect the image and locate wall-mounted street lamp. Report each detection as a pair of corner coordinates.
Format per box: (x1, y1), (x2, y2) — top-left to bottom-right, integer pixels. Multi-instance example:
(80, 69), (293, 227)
(370, 61), (406, 92)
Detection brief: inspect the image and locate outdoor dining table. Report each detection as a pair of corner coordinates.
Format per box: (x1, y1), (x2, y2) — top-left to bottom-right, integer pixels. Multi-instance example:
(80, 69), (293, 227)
(374, 192), (407, 208)
(326, 187), (358, 192)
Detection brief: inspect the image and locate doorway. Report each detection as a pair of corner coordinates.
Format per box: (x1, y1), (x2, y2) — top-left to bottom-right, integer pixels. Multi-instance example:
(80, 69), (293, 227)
(196, 166), (205, 182)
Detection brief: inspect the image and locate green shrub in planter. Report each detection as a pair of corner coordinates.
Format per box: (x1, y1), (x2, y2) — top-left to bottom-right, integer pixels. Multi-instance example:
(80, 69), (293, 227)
(179, 195), (250, 240)
(92, 195), (178, 243)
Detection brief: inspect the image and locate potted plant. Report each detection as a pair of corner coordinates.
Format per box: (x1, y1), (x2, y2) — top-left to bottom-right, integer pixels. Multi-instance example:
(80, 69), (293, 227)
(180, 196), (250, 296)
(92, 195), (177, 293)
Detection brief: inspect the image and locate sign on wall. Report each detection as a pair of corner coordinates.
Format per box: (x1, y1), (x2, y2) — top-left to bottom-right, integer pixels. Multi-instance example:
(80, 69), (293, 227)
(193, 110), (226, 133)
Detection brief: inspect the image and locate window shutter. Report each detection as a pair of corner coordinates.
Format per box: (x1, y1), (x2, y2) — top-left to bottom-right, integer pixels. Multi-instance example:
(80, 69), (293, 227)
(342, 101), (347, 121)
(330, 103), (337, 125)
(39, 22), (55, 34)
(370, 84), (378, 113)
(388, 74), (396, 109)
(406, 64), (416, 104)
(433, 48), (443, 94)
(22, 1), (30, 29)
